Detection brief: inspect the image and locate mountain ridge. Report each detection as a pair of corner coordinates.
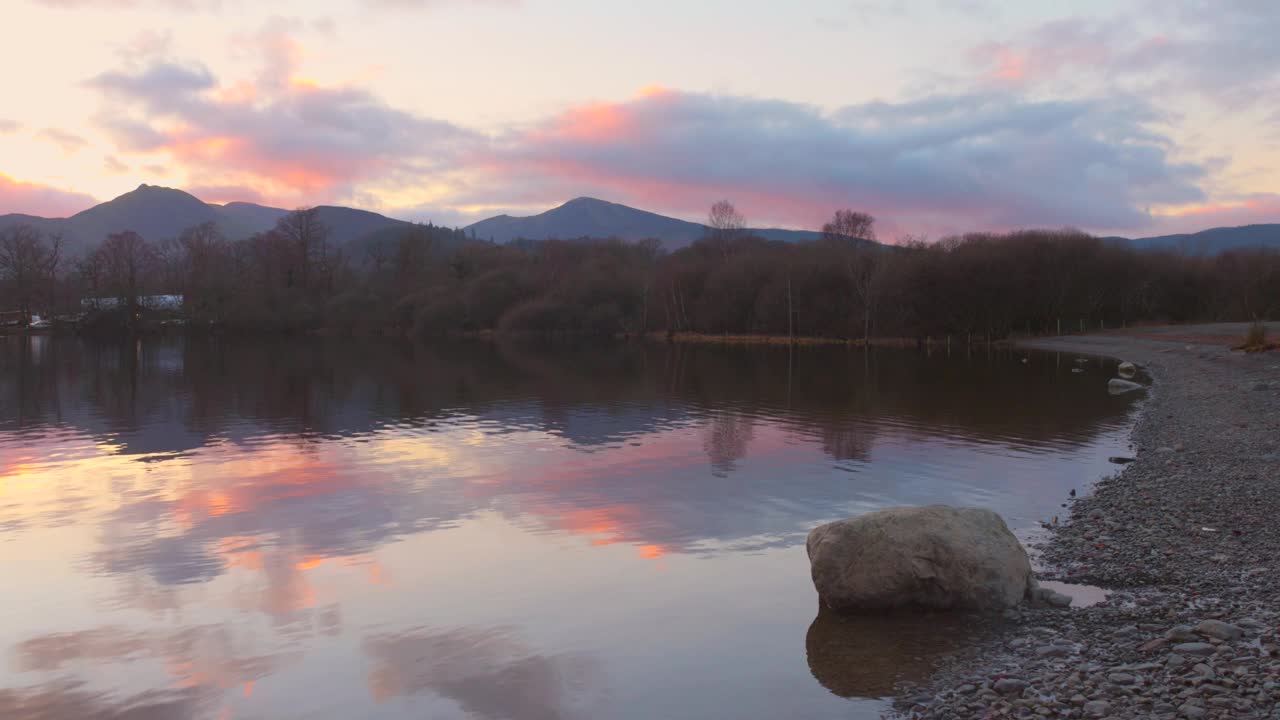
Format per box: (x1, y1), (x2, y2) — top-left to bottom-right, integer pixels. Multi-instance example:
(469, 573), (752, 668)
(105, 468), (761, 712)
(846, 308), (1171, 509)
(1, 184), (1276, 255)
(464, 196), (825, 247)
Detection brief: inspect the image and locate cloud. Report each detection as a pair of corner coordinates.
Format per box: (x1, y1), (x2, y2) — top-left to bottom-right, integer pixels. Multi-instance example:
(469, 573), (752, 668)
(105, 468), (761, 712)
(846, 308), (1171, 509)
(32, 0), (225, 9)
(0, 173), (97, 216)
(476, 87), (1205, 233)
(103, 155), (130, 174)
(364, 0), (518, 8)
(186, 183), (267, 204)
(36, 128), (88, 154)
(1151, 192), (1280, 234)
(89, 61), (216, 102)
(88, 32), (480, 207)
(0, 119), (19, 133)
(970, 3), (1280, 108)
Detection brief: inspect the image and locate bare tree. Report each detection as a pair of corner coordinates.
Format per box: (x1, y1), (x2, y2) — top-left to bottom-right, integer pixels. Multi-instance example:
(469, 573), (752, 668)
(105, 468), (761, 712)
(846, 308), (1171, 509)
(274, 207), (331, 291)
(821, 209), (876, 245)
(706, 200), (745, 256)
(823, 209), (881, 343)
(0, 225), (62, 315)
(96, 231), (159, 318)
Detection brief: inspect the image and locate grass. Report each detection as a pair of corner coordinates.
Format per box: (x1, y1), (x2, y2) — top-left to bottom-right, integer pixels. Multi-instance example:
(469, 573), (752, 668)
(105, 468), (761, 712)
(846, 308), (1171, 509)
(1234, 321), (1279, 352)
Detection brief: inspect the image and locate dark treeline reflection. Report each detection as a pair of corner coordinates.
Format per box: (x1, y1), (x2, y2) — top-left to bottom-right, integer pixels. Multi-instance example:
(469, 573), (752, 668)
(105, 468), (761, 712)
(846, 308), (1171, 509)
(0, 335), (1138, 720)
(2, 335), (1132, 458)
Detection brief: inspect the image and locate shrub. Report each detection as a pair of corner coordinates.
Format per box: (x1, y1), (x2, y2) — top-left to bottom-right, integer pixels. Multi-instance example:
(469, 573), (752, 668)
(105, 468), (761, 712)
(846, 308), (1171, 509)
(1243, 321), (1267, 349)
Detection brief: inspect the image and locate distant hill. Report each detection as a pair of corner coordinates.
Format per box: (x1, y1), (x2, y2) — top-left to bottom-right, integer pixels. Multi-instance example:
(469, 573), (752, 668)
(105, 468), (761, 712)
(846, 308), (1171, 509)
(464, 196), (824, 248)
(4, 185), (1275, 258)
(0, 185), (409, 256)
(1107, 224), (1280, 254)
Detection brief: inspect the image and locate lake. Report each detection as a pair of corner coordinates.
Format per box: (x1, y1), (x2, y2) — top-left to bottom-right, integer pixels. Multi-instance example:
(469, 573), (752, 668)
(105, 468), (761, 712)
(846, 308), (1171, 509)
(0, 336), (1136, 719)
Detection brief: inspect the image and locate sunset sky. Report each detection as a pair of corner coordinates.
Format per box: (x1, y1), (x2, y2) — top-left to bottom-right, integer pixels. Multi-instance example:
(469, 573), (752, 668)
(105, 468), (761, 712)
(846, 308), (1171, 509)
(1, 0), (1277, 236)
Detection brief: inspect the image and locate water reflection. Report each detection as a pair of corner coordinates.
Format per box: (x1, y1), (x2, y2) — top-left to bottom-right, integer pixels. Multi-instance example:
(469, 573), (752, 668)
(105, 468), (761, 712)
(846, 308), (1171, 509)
(0, 681), (206, 720)
(805, 608), (1004, 698)
(365, 626), (604, 719)
(0, 336), (1136, 719)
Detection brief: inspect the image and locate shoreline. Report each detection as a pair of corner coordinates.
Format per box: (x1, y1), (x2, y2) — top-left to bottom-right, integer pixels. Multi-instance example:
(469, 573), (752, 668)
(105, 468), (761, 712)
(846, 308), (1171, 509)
(895, 323), (1280, 719)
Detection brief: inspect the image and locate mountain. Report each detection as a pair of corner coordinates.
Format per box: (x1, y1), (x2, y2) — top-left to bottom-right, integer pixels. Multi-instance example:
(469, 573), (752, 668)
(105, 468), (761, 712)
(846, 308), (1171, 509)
(0, 185), (408, 256)
(68, 184), (220, 245)
(311, 205), (410, 248)
(1108, 224), (1280, 254)
(216, 201), (289, 239)
(5, 185), (1276, 258)
(464, 196), (824, 247)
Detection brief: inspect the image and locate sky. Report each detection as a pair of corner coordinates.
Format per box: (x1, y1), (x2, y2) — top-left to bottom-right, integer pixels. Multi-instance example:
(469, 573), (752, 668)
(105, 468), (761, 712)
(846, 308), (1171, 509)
(0, 0), (1277, 237)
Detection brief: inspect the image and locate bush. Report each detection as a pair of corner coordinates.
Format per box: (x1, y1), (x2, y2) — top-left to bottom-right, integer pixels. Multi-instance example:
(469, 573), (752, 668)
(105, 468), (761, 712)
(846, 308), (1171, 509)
(1243, 321), (1268, 349)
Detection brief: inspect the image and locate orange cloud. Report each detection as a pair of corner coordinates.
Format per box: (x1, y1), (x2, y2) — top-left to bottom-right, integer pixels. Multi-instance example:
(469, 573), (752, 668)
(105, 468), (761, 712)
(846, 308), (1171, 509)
(1151, 193), (1280, 233)
(0, 172), (97, 216)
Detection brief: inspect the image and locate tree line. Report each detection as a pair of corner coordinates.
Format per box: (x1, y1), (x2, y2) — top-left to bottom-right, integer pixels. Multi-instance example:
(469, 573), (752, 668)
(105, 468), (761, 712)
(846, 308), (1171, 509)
(1, 201), (1277, 340)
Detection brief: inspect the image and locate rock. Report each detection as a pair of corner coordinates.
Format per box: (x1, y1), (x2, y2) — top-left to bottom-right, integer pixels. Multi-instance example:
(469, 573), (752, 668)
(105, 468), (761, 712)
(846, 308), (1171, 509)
(1194, 619), (1243, 641)
(1255, 382), (1270, 391)
(1167, 653), (1187, 669)
(1167, 626), (1199, 643)
(1118, 361), (1137, 378)
(1108, 672), (1136, 685)
(1108, 378), (1145, 395)
(1178, 703), (1206, 719)
(1173, 642), (1216, 656)
(1072, 367), (1085, 374)
(806, 505), (1033, 612)
(1036, 644), (1072, 658)
(1083, 699), (1110, 717)
(994, 678), (1028, 696)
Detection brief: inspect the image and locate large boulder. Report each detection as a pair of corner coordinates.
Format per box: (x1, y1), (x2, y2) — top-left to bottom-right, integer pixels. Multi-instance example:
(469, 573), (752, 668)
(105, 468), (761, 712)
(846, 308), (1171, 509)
(806, 505), (1033, 612)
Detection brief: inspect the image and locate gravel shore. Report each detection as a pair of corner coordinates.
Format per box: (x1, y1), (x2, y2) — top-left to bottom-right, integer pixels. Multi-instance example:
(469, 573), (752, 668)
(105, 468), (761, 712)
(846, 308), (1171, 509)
(894, 323), (1280, 720)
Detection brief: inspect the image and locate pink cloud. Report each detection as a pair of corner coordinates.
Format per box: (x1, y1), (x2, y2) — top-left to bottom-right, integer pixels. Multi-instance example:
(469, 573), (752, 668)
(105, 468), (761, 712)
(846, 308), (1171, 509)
(473, 87), (1203, 234)
(0, 173), (97, 217)
(1150, 193), (1280, 234)
(185, 183), (268, 205)
(89, 27), (477, 208)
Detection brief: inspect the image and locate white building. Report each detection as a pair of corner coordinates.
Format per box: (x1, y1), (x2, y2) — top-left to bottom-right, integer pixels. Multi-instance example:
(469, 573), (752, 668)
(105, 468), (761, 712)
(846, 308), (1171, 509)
(81, 295), (184, 312)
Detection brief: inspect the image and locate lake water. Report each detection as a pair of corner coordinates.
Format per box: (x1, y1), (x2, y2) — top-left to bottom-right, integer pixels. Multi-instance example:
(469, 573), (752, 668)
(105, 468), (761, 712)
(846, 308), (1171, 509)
(0, 336), (1136, 720)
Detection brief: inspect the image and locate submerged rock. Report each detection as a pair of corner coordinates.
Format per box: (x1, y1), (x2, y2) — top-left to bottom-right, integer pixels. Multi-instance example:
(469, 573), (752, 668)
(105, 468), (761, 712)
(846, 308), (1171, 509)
(806, 505), (1033, 613)
(1108, 378), (1145, 395)
(1118, 361), (1138, 378)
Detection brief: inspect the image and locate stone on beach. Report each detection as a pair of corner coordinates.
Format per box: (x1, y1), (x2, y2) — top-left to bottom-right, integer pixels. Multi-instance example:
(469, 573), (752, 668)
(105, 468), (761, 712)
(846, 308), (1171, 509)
(1194, 619), (1243, 641)
(1108, 378), (1145, 395)
(807, 505), (1033, 612)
